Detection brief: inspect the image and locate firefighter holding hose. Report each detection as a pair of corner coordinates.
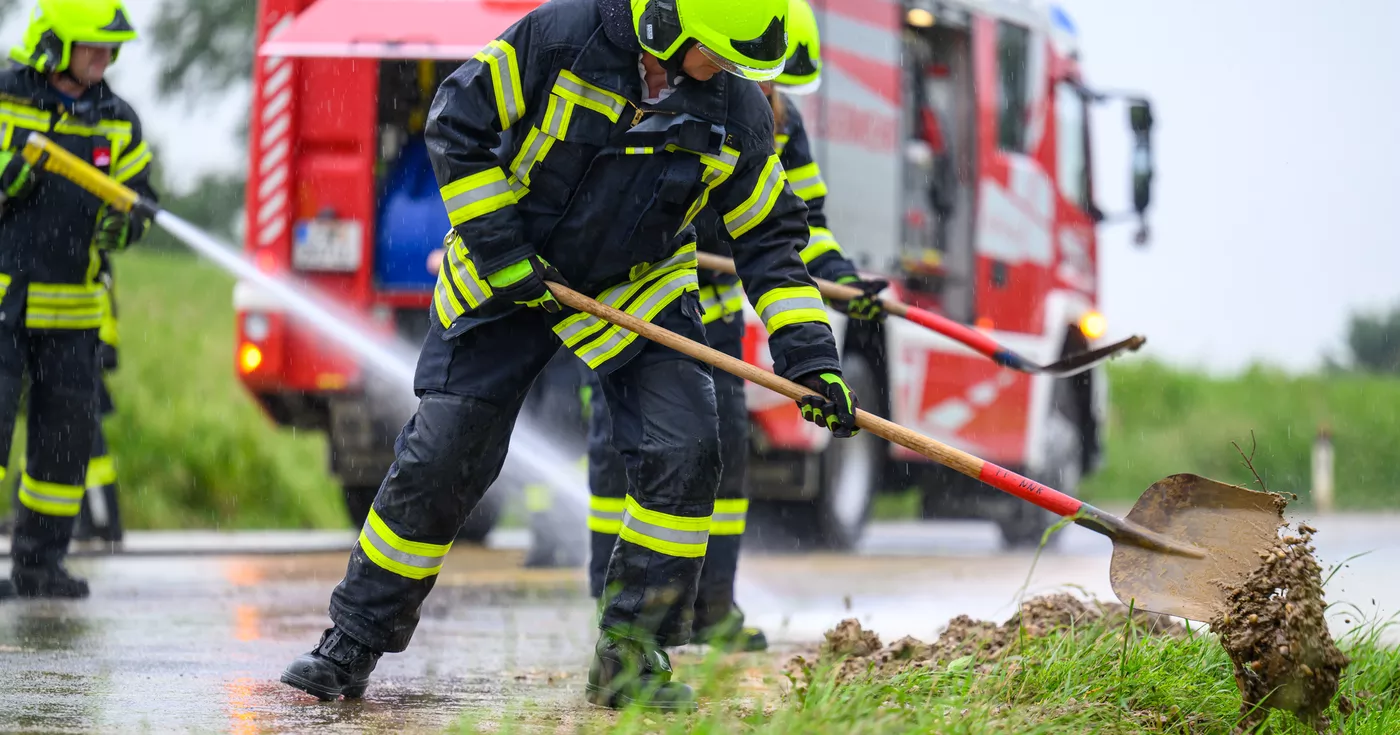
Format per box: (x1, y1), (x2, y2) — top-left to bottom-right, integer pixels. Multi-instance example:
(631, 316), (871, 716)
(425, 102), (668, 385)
(281, 0), (861, 711)
(585, 0), (884, 653)
(0, 0), (155, 600)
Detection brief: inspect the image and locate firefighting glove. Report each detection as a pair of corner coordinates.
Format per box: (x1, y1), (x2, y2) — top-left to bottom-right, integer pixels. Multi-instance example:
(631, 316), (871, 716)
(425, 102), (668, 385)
(486, 254), (564, 313)
(0, 149), (46, 206)
(796, 372), (860, 438)
(93, 205), (133, 251)
(835, 276), (888, 321)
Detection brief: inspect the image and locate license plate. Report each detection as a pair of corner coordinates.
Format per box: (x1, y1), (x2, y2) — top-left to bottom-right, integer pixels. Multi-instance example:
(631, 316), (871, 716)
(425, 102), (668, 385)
(292, 219), (363, 272)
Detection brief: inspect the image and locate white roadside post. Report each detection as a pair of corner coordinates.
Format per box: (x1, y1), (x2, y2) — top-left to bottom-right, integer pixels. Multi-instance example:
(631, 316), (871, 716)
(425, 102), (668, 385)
(1311, 425), (1334, 513)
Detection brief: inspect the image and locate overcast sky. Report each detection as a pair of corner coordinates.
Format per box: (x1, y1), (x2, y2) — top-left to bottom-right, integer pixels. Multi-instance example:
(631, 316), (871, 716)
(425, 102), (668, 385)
(3, 0), (1398, 375)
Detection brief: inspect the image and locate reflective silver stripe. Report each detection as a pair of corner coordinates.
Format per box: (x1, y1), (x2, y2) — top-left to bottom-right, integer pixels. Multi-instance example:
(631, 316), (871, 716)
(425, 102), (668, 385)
(621, 509), (710, 546)
(482, 43), (523, 125)
(361, 522), (445, 571)
(512, 129), (551, 185)
(446, 246), (489, 305)
(543, 97), (572, 139)
(444, 177), (513, 217)
(759, 295), (826, 326)
(725, 162), (784, 237)
(20, 486), (81, 508)
(554, 74), (625, 118)
(553, 248), (699, 344)
(711, 512), (746, 524)
(591, 509), (623, 523)
(788, 168), (823, 194)
(575, 273), (696, 366)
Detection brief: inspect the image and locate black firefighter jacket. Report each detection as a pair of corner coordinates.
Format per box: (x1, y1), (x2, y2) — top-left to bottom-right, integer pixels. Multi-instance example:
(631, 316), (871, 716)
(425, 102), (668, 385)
(424, 0), (841, 380)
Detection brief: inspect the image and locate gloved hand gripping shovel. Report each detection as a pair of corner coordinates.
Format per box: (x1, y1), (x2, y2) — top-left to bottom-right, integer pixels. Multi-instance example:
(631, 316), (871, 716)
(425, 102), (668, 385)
(694, 252), (1145, 378)
(545, 279), (1285, 624)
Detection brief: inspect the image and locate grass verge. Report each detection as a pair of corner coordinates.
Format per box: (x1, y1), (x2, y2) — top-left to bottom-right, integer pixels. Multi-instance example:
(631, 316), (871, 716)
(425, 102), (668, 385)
(459, 612), (1400, 734)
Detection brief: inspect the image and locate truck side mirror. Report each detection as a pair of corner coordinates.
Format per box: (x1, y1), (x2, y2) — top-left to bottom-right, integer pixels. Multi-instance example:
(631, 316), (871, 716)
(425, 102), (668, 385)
(1128, 99), (1154, 246)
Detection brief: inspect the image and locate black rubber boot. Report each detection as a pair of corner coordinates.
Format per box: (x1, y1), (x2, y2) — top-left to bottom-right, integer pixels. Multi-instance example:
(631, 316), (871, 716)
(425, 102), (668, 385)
(12, 564), (90, 599)
(693, 606), (769, 653)
(281, 627), (382, 701)
(586, 631), (697, 712)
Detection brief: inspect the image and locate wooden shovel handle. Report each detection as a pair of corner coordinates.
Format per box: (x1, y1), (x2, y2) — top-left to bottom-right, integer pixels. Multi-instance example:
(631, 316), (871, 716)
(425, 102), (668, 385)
(694, 251), (1008, 361)
(545, 280), (1084, 519)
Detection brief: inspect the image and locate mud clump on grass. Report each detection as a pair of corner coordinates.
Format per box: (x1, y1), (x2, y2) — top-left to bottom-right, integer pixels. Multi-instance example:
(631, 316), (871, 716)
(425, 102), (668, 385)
(791, 592), (1186, 685)
(1210, 522), (1350, 733)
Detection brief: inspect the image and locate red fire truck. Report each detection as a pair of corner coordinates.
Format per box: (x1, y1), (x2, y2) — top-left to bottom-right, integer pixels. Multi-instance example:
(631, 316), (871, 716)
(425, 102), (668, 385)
(234, 0), (1155, 549)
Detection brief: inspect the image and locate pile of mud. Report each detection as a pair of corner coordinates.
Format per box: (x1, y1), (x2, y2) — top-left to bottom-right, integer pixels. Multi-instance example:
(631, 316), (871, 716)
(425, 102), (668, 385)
(789, 592), (1185, 685)
(1210, 522), (1350, 732)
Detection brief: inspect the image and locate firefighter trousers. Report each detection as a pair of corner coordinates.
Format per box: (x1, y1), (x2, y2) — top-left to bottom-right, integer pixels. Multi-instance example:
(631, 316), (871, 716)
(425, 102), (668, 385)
(0, 279), (97, 570)
(586, 314), (749, 631)
(328, 301), (722, 651)
(517, 349), (591, 567)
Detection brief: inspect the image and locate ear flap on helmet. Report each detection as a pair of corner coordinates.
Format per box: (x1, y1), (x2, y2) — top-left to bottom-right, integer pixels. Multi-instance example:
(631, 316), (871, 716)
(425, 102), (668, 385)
(31, 29), (70, 73)
(637, 0), (686, 59)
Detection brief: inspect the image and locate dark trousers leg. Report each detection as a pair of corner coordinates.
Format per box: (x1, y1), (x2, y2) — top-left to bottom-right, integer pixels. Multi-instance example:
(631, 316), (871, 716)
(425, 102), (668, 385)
(329, 311), (560, 653)
(585, 367), (628, 600)
(11, 328), (97, 569)
(596, 305), (721, 646)
(693, 317), (749, 630)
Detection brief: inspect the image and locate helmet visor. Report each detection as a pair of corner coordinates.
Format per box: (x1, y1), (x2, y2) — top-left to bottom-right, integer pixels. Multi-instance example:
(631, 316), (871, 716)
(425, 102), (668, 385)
(697, 43), (784, 82)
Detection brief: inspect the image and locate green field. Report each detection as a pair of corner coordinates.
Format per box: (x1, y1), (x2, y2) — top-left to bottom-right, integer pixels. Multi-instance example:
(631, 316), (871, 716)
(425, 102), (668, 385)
(3, 250), (1397, 529)
(0, 249), (344, 530)
(1080, 359), (1400, 509)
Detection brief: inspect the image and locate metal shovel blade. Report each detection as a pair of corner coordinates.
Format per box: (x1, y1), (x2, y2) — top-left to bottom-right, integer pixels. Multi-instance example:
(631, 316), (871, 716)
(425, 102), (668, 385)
(1109, 474), (1286, 622)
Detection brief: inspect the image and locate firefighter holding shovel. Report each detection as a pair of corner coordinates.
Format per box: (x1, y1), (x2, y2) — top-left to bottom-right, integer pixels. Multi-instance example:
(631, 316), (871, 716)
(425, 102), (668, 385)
(280, 0), (861, 712)
(0, 0), (155, 600)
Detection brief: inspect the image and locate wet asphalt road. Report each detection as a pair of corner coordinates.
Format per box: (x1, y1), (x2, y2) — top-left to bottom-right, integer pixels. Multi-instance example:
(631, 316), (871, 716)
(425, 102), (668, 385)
(2, 512), (1398, 733)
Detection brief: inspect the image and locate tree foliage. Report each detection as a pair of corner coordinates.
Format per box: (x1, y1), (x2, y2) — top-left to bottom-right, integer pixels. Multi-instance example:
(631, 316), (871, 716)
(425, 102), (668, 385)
(148, 0), (258, 102)
(1346, 304), (1400, 373)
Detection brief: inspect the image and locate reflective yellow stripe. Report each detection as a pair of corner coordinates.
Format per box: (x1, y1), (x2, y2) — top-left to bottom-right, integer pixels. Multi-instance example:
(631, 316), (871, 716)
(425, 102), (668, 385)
(552, 70), (627, 123)
(540, 94), (575, 140)
(588, 495), (625, 534)
(624, 146), (654, 155)
(755, 285), (830, 333)
(678, 146), (741, 233)
(509, 126), (557, 188)
(0, 101), (51, 131)
(26, 282), (104, 330)
(18, 473), (84, 517)
(98, 287), (118, 347)
(723, 154), (786, 239)
(113, 141), (152, 183)
(1, 122), (12, 150)
(52, 117), (131, 138)
(0, 273), (11, 304)
(698, 282), (745, 325)
(573, 269), (697, 369)
(358, 508), (453, 580)
(786, 161), (827, 201)
(800, 227), (844, 264)
(710, 498), (749, 536)
(87, 455), (117, 488)
(552, 244), (697, 348)
(442, 232), (492, 309)
(775, 133), (790, 154)
(440, 168), (516, 226)
(434, 264), (466, 328)
(473, 40), (525, 129)
(524, 484), (551, 513)
(618, 496), (710, 558)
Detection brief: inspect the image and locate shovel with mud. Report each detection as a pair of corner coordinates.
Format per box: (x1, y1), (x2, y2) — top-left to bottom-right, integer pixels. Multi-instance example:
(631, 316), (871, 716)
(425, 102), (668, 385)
(545, 281), (1284, 625)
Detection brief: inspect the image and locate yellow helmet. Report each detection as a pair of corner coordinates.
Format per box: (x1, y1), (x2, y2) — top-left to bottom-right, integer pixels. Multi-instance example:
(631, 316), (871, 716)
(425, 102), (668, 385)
(775, 0), (821, 94)
(10, 0), (138, 74)
(631, 0), (789, 82)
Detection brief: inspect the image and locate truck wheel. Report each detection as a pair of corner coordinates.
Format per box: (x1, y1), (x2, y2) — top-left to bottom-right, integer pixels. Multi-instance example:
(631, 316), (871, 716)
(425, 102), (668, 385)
(998, 377), (1083, 550)
(758, 354), (883, 551)
(342, 484), (378, 529)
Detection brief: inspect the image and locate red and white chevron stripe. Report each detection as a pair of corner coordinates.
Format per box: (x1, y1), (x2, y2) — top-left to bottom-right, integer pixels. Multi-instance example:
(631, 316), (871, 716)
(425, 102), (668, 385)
(255, 15), (295, 249)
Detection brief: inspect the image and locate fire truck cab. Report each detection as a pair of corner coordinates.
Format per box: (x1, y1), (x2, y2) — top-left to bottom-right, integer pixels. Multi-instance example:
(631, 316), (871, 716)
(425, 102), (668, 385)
(235, 0), (1155, 548)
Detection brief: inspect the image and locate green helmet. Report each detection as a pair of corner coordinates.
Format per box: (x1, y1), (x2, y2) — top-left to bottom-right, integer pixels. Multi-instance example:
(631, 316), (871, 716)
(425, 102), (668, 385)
(775, 0), (821, 94)
(10, 0), (138, 74)
(632, 0), (789, 82)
